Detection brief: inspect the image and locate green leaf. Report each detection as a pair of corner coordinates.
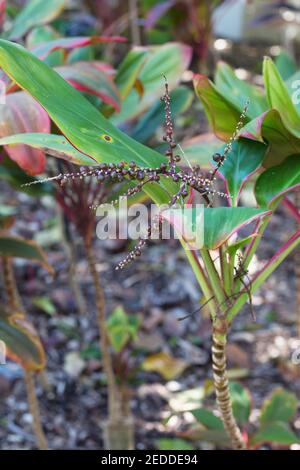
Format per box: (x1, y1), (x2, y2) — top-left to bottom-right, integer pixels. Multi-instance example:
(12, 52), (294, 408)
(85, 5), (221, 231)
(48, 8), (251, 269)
(251, 421), (299, 447)
(113, 42), (192, 125)
(226, 235), (256, 258)
(255, 155), (300, 208)
(32, 296), (56, 316)
(106, 306), (140, 353)
(204, 208), (270, 249)
(0, 40), (165, 169)
(260, 388), (298, 425)
(219, 139), (267, 206)
(156, 438), (195, 451)
(0, 312), (45, 371)
(263, 57), (300, 138)
(0, 235), (53, 272)
(240, 109), (300, 168)
(215, 61), (267, 118)
(192, 408), (224, 430)
(0, 133), (95, 166)
(131, 86), (193, 143)
(163, 207), (271, 250)
(275, 50), (297, 81)
(115, 48), (149, 101)
(230, 382), (251, 425)
(9, 0), (66, 40)
(194, 74), (243, 141)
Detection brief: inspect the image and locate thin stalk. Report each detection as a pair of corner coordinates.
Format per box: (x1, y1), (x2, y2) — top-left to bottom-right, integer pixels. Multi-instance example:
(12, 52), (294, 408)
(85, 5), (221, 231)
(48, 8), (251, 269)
(219, 245), (231, 296)
(58, 207), (87, 315)
(84, 241), (119, 419)
(24, 372), (48, 450)
(1, 257), (48, 450)
(129, 0), (141, 45)
(181, 243), (217, 317)
(201, 248), (226, 306)
(244, 215), (272, 270)
(212, 328), (246, 450)
(228, 229), (300, 322)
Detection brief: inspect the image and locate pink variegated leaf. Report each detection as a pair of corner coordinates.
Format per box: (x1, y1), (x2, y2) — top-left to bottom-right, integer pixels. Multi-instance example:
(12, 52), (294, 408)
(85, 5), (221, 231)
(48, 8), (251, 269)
(239, 109), (300, 168)
(55, 62), (121, 111)
(145, 0), (176, 29)
(162, 207), (271, 250)
(31, 35), (126, 60)
(0, 92), (50, 175)
(255, 155), (300, 209)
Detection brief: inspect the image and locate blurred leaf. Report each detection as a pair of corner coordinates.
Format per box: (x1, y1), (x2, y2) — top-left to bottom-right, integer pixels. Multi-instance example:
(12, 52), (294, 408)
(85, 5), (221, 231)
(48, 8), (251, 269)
(156, 438), (195, 451)
(275, 50), (297, 81)
(142, 351), (189, 380)
(251, 421), (299, 447)
(56, 62), (121, 111)
(263, 57), (300, 138)
(144, 0), (176, 30)
(0, 91), (50, 175)
(9, 0), (67, 40)
(194, 74), (243, 141)
(0, 312), (45, 371)
(131, 86), (193, 143)
(26, 25), (63, 67)
(0, 133), (95, 166)
(0, 235), (53, 272)
(180, 133), (221, 169)
(106, 306), (140, 353)
(179, 426), (230, 445)
(192, 408), (224, 430)
(230, 382), (251, 425)
(80, 343), (101, 360)
(260, 388), (298, 424)
(32, 296), (56, 316)
(215, 61), (267, 118)
(113, 42), (192, 125)
(115, 48), (149, 101)
(240, 109), (300, 168)
(255, 155), (300, 208)
(31, 35), (126, 61)
(219, 139), (267, 205)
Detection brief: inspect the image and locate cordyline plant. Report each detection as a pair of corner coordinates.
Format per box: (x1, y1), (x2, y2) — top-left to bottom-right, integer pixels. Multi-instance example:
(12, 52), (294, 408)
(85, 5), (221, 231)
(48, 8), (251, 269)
(0, 25), (192, 449)
(0, 211), (52, 449)
(0, 41), (299, 450)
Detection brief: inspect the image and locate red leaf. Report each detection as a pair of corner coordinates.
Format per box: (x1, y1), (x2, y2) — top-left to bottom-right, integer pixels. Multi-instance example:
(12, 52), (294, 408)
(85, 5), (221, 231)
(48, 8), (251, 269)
(0, 92), (50, 175)
(56, 61), (121, 111)
(31, 35), (127, 60)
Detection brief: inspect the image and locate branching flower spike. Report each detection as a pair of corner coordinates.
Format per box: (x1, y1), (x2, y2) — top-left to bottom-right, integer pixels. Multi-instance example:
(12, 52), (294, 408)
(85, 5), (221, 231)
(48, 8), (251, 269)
(22, 79), (249, 271)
